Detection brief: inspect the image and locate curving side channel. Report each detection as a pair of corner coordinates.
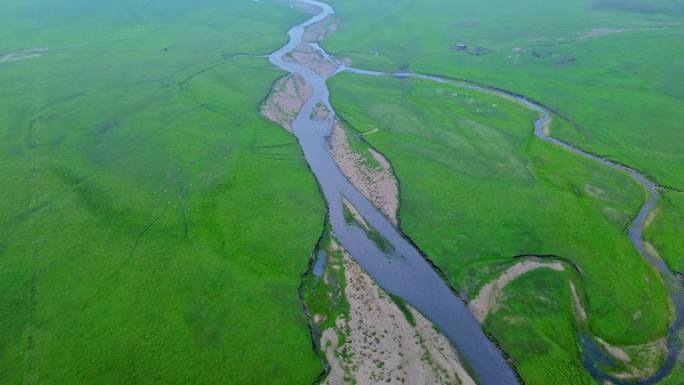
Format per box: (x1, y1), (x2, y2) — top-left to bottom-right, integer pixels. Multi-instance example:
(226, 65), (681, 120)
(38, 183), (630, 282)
(268, 0), (682, 383)
(340, 68), (684, 384)
(268, 1), (520, 385)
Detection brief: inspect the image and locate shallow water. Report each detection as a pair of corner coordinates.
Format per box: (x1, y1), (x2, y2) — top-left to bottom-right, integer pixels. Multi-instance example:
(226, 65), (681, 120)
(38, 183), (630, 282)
(343, 68), (684, 384)
(312, 249), (326, 277)
(268, 0), (682, 383)
(268, 1), (520, 384)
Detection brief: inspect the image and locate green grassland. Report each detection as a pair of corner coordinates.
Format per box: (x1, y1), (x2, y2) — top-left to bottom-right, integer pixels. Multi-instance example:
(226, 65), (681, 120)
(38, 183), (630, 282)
(302, 229), (350, 334)
(0, 1), (327, 384)
(323, 0), (684, 277)
(328, 72), (672, 384)
(323, 1), (683, 381)
(645, 191), (684, 274)
(325, 0), (684, 188)
(486, 268), (594, 384)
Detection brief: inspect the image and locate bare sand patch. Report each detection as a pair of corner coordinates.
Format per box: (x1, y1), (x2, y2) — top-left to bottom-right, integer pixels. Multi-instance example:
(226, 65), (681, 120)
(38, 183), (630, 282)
(471, 255), (668, 381)
(0, 48), (47, 64)
(328, 119), (399, 225)
(281, 13), (341, 77)
(597, 337), (631, 363)
(597, 337), (668, 381)
(303, 15), (339, 43)
(569, 281), (587, 321)
(469, 260), (565, 322)
(644, 207), (661, 229)
(284, 43), (338, 77)
(585, 183), (609, 200)
(311, 101), (330, 121)
(625, 338), (668, 377)
(542, 115), (552, 136)
(321, 328), (346, 385)
(260, 74), (313, 132)
(644, 242), (663, 261)
(580, 27), (626, 40)
(470, 257), (667, 381)
(411, 309), (477, 385)
(321, 244), (476, 385)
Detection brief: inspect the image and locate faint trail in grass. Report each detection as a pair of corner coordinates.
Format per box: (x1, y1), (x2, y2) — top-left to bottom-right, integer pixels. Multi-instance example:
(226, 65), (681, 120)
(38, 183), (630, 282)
(177, 53), (268, 115)
(529, 24), (684, 48)
(84, 204), (171, 303)
(180, 200), (189, 239)
(178, 53), (268, 92)
(0, 203), (49, 259)
(24, 250), (39, 385)
(129, 205), (168, 258)
(22, 74), (44, 385)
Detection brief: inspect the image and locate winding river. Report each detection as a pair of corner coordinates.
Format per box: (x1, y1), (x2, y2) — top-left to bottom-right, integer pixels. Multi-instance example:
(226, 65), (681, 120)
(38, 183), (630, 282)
(370, 72), (684, 385)
(268, 1), (683, 384)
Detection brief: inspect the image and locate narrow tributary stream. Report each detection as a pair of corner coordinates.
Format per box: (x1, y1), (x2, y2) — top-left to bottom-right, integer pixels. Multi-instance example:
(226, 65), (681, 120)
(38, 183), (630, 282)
(268, 1), (682, 384)
(353, 71), (684, 385)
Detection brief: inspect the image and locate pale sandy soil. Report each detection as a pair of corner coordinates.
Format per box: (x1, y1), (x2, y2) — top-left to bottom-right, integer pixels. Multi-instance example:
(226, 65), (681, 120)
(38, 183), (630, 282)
(311, 101), (330, 121)
(596, 337), (632, 363)
(329, 120), (399, 225)
(469, 260), (565, 323)
(644, 242), (663, 262)
(285, 43), (338, 77)
(0, 48), (46, 63)
(569, 281), (587, 321)
(281, 13), (341, 77)
(472, 257), (667, 381)
(321, 242), (476, 385)
(321, 328), (346, 385)
(303, 15), (339, 43)
(644, 207), (660, 229)
(260, 74), (313, 132)
(597, 336), (668, 381)
(580, 27), (626, 40)
(542, 116), (552, 136)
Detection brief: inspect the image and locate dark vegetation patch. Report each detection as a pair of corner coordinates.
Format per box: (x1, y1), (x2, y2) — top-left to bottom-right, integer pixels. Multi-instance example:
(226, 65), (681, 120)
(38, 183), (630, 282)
(302, 230), (350, 333)
(451, 43), (492, 56)
(388, 293), (416, 326)
(531, 50), (577, 65)
(365, 225), (396, 255)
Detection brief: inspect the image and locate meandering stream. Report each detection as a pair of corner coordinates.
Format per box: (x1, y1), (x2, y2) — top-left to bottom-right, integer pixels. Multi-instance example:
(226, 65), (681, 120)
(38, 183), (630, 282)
(356, 71), (683, 385)
(268, 1), (682, 384)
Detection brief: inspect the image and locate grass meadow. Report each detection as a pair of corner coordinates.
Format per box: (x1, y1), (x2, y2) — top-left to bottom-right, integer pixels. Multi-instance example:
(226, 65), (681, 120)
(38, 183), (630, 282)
(324, 1), (684, 381)
(646, 190), (684, 274)
(329, 72), (672, 384)
(0, 1), (326, 383)
(325, 0), (684, 187)
(324, 0), (684, 281)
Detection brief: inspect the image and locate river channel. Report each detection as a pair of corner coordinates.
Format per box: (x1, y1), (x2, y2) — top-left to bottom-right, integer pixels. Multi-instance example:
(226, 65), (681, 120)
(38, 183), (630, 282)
(268, 1), (682, 384)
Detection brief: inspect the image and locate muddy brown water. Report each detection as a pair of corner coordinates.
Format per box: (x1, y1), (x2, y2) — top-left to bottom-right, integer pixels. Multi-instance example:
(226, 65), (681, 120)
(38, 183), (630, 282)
(268, 1), (682, 384)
